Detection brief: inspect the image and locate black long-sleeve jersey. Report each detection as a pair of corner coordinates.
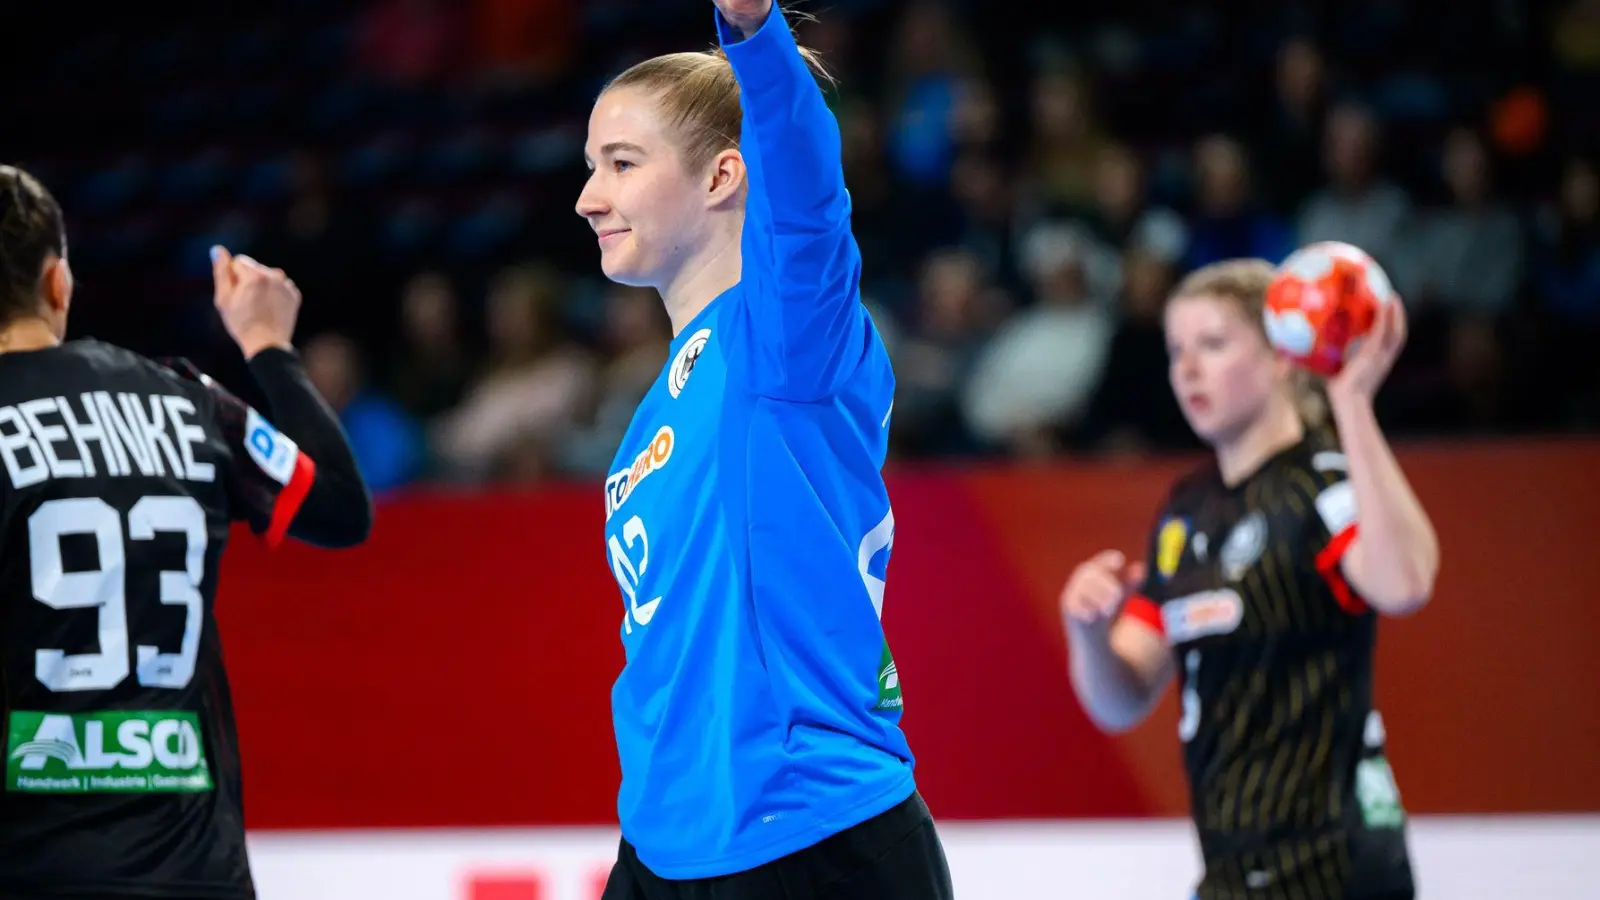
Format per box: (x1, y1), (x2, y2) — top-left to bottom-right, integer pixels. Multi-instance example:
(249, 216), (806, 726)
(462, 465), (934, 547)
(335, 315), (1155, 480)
(1121, 431), (1415, 900)
(0, 339), (371, 899)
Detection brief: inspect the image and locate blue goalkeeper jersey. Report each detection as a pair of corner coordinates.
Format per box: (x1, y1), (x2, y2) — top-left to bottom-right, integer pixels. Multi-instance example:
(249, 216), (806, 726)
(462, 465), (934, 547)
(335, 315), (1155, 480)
(600, 8), (915, 880)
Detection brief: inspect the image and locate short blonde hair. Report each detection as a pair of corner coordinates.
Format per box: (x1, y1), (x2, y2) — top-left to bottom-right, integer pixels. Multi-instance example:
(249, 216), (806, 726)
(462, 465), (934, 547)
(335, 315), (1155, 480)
(603, 25), (833, 175)
(1170, 258), (1328, 427)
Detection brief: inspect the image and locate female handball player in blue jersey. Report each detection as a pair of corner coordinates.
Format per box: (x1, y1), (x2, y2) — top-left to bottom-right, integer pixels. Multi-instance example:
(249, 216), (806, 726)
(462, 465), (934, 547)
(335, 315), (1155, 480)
(576, 1), (953, 898)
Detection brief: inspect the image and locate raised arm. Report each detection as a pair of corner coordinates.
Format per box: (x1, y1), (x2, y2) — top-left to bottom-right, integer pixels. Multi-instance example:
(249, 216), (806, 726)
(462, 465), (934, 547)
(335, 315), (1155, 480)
(206, 247), (373, 549)
(240, 349), (373, 548)
(1324, 300), (1439, 615)
(717, 1), (867, 401)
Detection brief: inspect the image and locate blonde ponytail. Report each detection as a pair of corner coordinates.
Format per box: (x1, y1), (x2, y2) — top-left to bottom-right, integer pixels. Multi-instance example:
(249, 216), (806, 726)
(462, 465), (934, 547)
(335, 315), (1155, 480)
(603, 17), (835, 176)
(1290, 368), (1328, 428)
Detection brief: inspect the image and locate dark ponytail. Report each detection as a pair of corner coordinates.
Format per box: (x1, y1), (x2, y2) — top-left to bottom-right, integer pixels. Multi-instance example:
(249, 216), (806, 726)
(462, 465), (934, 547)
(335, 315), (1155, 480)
(0, 165), (66, 327)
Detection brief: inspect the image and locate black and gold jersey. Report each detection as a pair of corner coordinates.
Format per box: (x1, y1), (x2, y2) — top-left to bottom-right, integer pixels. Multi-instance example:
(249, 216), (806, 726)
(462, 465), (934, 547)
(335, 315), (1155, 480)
(0, 340), (320, 899)
(1121, 430), (1415, 900)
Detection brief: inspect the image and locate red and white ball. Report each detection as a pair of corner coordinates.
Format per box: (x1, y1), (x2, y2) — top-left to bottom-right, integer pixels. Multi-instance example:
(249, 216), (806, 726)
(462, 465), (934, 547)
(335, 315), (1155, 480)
(1264, 241), (1397, 376)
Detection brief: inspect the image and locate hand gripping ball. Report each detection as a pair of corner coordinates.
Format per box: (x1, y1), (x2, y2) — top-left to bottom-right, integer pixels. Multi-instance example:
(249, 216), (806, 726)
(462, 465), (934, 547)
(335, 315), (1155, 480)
(1264, 242), (1397, 376)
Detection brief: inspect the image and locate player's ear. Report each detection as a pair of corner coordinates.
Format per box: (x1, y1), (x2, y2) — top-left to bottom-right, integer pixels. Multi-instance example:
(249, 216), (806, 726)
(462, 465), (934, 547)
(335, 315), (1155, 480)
(705, 148), (746, 209)
(41, 254), (73, 315)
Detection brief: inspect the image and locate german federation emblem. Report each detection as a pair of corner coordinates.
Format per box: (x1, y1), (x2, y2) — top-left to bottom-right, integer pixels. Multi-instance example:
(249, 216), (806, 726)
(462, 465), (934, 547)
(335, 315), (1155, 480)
(669, 328), (711, 399)
(1220, 511), (1267, 581)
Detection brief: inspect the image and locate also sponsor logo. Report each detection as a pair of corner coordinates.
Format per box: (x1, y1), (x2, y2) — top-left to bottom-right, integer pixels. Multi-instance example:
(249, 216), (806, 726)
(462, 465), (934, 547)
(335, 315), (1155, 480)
(6, 709), (212, 794)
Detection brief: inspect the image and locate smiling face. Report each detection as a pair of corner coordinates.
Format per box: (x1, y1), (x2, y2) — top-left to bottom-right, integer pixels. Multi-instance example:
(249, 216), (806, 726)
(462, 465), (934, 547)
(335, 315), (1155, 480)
(575, 87), (718, 290)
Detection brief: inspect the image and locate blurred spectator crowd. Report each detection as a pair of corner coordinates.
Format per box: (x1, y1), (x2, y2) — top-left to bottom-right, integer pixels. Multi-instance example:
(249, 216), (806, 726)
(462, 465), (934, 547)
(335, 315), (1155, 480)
(3, 0), (1597, 492)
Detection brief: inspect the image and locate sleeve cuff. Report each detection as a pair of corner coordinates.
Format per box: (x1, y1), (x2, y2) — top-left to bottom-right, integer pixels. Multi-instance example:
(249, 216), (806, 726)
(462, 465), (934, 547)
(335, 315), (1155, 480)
(247, 346), (303, 375)
(715, 4), (782, 44)
(717, 6), (796, 94)
(1120, 594), (1166, 637)
(1315, 524), (1367, 615)
(264, 452), (316, 549)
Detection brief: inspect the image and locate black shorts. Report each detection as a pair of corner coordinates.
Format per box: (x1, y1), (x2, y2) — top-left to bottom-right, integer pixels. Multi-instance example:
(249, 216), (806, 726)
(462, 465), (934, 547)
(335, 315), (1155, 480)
(602, 792), (954, 900)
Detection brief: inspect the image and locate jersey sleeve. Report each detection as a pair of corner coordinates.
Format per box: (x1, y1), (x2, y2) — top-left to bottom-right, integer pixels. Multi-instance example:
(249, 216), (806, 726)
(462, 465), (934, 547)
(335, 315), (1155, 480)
(166, 359), (315, 548)
(718, 8), (869, 402)
(1296, 449), (1365, 615)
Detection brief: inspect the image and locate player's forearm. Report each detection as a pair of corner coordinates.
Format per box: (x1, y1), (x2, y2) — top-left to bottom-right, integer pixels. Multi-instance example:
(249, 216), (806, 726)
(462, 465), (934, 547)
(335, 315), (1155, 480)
(247, 349), (358, 478)
(717, 5), (865, 403)
(1066, 623), (1161, 734)
(1328, 388), (1438, 614)
(247, 348), (374, 547)
(718, 9), (850, 235)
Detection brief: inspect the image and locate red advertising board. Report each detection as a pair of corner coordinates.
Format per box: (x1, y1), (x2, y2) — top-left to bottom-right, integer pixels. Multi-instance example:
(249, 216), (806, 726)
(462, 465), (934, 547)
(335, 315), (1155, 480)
(218, 440), (1600, 829)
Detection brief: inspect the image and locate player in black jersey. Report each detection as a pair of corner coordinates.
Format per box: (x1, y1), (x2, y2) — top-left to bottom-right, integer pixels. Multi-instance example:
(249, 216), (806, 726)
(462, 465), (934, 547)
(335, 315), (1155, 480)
(1061, 259), (1439, 900)
(0, 165), (372, 899)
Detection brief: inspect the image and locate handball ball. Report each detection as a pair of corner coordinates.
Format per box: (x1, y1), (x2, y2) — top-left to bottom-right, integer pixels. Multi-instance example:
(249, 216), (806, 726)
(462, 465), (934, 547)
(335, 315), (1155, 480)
(1264, 241), (1396, 377)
